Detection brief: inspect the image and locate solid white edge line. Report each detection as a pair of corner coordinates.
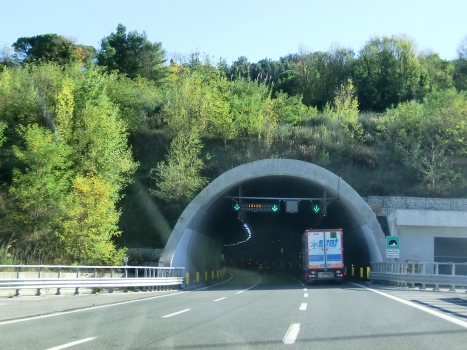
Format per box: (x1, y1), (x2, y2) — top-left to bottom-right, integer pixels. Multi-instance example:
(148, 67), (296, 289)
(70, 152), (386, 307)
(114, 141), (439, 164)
(0, 291), (187, 326)
(235, 273), (262, 294)
(350, 282), (467, 329)
(304, 293), (308, 298)
(161, 309), (191, 318)
(0, 271), (236, 327)
(299, 303), (307, 311)
(193, 272), (234, 291)
(45, 337), (96, 350)
(214, 297), (226, 302)
(283, 323), (300, 344)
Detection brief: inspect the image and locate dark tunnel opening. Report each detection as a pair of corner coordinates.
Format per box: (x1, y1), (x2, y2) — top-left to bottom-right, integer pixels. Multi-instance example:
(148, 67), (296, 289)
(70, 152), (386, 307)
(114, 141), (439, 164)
(204, 176), (371, 273)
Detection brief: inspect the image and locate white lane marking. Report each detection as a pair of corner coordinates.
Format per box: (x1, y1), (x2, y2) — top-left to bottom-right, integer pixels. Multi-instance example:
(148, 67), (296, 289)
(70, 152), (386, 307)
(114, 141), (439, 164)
(214, 297), (226, 302)
(0, 271), (235, 327)
(299, 303), (307, 311)
(0, 291), (187, 326)
(235, 273), (262, 294)
(351, 282), (467, 329)
(283, 323), (300, 344)
(161, 309), (191, 318)
(46, 337), (96, 350)
(194, 272), (234, 291)
(304, 293), (308, 298)
(303, 288), (307, 291)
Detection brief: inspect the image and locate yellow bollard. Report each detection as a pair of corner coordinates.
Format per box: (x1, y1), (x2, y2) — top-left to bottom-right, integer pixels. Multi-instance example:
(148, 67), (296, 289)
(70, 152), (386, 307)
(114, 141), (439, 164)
(212, 271), (214, 280)
(367, 267), (370, 279)
(351, 266), (354, 277)
(205, 271), (208, 281)
(217, 270), (219, 278)
(186, 272), (190, 285)
(344, 266), (347, 275)
(196, 272), (200, 283)
(360, 267), (363, 279)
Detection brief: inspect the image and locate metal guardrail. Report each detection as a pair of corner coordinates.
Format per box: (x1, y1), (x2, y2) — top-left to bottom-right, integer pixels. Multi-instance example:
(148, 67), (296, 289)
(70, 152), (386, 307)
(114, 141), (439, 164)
(0, 265), (185, 296)
(370, 262), (467, 291)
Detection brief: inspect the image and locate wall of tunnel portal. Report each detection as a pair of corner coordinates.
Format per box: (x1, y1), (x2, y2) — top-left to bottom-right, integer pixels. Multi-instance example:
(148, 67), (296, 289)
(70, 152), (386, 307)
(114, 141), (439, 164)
(159, 159), (386, 277)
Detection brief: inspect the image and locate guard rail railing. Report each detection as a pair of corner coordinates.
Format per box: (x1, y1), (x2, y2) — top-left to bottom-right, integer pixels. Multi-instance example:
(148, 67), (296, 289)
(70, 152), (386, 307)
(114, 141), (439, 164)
(0, 265), (185, 296)
(369, 262), (467, 291)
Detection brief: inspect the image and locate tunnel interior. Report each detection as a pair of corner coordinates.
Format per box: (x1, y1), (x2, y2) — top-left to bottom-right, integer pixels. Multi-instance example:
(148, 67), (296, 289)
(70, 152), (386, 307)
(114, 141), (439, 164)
(199, 175), (371, 271)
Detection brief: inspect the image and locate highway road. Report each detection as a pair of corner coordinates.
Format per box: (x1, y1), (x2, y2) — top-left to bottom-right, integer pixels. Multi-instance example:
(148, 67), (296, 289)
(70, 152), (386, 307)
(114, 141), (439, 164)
(1, 268), (467, 349)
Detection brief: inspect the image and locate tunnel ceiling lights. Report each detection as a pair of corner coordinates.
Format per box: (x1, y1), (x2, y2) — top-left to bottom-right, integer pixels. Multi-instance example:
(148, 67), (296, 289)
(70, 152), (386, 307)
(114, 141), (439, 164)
(224, 220), (252, 246)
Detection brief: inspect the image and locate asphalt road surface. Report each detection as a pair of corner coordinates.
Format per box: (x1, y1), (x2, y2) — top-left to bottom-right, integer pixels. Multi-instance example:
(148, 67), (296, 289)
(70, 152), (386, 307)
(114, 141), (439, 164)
(1, 268), (467, 349)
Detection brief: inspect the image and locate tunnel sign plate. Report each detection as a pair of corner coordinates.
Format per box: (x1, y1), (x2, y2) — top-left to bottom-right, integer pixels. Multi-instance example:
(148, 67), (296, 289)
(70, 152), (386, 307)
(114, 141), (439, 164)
(386, 236), (400, 258)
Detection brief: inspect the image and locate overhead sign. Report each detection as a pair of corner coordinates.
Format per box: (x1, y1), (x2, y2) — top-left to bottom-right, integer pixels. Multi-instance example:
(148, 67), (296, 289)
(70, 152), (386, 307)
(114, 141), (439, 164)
(232, 201), (280, 213)
(386, 236), (400, 258)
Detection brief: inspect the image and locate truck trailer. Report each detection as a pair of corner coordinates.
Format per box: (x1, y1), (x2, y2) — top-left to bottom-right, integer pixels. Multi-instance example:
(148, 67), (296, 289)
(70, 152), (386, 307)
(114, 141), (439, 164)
(302, 229), (344, 283)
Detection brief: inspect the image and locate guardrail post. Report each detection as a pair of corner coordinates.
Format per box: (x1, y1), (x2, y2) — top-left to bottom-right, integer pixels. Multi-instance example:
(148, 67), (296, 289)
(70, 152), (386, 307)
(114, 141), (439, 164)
(433, 263), (439, 291)
(15, 266), (20, 297)
(56, 267), (62, 295)
(449, 264), (456, 291)
(75, 267), (80, 295)
(109, 268), (114, 293)
(124, 267), (128, 293)
(133, 268), (139, 292)
(36, 267), (42, 296)
(92, 268), (97, 294)
(420, 264), (426, 289)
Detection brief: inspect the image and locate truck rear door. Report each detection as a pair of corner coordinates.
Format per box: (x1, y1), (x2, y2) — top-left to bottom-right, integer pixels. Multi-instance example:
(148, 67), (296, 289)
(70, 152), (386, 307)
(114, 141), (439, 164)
(324, 230), (343, 268)
(307, 231), (326, 269)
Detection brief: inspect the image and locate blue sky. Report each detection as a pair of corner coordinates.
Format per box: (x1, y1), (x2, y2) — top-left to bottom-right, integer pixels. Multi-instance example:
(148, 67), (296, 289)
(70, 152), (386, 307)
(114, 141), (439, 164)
(2, 0), (467, 63)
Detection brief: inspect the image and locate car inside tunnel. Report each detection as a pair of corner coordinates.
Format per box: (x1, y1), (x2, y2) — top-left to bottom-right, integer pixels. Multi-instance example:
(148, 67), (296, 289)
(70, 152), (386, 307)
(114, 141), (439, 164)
(159, 159), (385, 281)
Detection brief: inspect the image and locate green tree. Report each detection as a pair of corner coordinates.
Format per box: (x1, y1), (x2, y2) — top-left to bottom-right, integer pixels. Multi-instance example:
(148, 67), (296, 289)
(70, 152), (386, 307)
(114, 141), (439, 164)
(151, 130), (208, 203)
(353, 35), (420, 111)
(97, 24), (168, 84)
(9, 125), (72, 238)
(12, 34), (95, 65)
(60, 174), (126, 265)
(416, 51), (454, 98)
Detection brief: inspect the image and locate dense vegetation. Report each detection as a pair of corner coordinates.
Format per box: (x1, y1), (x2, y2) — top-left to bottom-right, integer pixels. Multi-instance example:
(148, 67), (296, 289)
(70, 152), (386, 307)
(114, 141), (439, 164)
(2, 25), (467, 264)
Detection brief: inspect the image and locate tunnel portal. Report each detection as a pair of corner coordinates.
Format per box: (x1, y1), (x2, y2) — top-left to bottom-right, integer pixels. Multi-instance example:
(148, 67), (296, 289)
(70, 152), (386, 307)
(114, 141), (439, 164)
(159, 159), (385, 277)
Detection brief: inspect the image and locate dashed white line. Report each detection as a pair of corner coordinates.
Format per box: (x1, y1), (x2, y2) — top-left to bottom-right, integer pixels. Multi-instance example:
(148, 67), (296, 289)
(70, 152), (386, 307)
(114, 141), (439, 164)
(283, 323), (300, 344)
(214, 297), (227, 302)
(304, 293), (308, 298)
(299, 303), (307, 311)
(303, 288), (307, 291)
(46, 337), (97, 350)
(161, 309), (191, 318)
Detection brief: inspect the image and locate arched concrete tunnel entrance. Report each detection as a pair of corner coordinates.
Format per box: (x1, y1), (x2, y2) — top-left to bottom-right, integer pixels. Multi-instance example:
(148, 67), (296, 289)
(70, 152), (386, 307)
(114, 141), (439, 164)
(159, 159), (386, 277)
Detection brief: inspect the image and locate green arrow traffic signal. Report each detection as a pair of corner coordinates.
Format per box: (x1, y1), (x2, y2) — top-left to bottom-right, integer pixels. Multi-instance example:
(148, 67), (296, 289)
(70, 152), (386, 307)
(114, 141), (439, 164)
(313, 204), (320, 213)
(234, 203), (240, 211)
(271, 204), (279, 212)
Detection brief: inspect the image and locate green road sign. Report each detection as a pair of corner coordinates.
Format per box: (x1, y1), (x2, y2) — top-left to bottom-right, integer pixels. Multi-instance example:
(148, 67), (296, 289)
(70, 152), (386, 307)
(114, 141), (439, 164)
(271, 204), (279, 212)
(233, 203), (241, 211)
(386, 236), (400, 249)
(313, 204), (320, 213)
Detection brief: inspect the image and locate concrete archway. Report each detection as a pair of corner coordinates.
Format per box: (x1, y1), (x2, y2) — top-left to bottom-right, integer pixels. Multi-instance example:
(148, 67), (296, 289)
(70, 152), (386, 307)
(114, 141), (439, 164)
(159, 159), (385, 274)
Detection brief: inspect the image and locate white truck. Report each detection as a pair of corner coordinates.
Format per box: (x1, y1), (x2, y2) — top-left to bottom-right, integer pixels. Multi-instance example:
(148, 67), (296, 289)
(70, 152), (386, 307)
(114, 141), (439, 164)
(302, 229), (344, 283)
